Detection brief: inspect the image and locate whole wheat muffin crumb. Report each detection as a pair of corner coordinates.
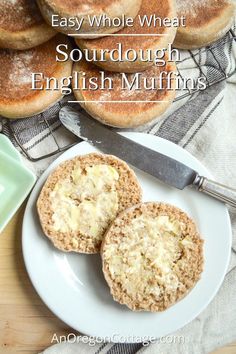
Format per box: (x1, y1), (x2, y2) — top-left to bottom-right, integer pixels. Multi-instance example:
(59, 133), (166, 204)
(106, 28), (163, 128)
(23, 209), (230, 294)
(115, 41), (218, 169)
(37, 153), (142, 254)
(102, 202), (204, 312)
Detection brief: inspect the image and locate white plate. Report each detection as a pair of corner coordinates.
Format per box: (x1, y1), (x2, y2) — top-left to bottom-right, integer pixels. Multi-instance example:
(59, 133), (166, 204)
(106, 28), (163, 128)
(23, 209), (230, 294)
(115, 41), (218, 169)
(22, 133), (231, 342)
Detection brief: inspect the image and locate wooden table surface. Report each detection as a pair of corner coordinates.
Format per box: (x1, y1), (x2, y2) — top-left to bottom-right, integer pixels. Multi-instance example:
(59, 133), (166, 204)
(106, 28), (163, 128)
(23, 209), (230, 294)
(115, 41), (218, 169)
(0, 205), (235, 354)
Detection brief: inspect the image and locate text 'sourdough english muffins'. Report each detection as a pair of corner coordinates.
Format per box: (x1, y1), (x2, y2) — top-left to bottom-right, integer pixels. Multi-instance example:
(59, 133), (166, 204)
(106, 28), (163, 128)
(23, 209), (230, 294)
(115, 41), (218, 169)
(101, 203), (204, 312)
(37, 153), (142, 254)
(72, 59), (176, 128)
(76, 0), (177, 72)
(37, 0), (142, 38)
(0, 35), (72, 119)
(0, 0), (56, 50)
(174, 0), (235, 49)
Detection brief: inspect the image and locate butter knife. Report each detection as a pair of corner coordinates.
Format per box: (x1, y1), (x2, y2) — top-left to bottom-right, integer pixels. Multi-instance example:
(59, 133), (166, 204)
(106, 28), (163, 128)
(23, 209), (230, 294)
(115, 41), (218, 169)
(59, 106), (236, 208)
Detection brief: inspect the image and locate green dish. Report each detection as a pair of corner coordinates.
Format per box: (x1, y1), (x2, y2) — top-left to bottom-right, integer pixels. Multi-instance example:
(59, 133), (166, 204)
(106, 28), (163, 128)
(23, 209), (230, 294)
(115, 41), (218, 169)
(0, 151), (36, 233)
(0, 134), (22, 162)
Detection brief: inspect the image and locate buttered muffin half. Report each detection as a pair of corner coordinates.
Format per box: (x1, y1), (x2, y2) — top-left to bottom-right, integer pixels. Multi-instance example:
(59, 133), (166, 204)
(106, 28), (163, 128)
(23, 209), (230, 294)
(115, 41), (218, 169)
(102, 202), (204, 312)
(37, 153), (142, 254)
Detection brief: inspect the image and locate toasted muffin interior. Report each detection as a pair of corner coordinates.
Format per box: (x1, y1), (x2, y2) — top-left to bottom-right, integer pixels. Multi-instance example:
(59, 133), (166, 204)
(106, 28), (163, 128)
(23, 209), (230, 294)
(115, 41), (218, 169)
(50, 164), (120, 240)
(37, 153), (142, 253)
(102, 203), (204, 311)
(105, 215), (185, 293)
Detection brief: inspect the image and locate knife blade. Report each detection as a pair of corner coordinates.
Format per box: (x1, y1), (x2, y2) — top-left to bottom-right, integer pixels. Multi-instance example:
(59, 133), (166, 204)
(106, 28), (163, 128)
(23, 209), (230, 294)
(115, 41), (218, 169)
(59, 106), (236, 207)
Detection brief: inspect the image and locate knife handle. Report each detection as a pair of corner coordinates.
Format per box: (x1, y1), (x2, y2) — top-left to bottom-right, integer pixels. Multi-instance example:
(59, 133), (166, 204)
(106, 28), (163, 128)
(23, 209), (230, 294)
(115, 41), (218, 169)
(195, 176), (236, 208)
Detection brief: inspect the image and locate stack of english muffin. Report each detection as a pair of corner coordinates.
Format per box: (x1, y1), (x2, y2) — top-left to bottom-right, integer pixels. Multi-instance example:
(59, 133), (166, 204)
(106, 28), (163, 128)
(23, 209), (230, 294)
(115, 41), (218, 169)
(0, 0), (74, 119)
(1, 0), (234, 125)
(38, 0), (178, 128)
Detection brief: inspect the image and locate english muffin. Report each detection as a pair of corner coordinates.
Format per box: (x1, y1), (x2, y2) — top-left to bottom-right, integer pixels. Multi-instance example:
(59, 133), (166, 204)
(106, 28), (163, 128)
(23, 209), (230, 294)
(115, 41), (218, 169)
(37, 0), (142, 38)
(0, 35), (72, 119)
(72, 58), (176, 128)
(0, 0), (56, 50)
(76, 0), (177, 72)
(102, 202), (204, 312)
(37, 153), (142, 254)
(174, 0), (235, 49)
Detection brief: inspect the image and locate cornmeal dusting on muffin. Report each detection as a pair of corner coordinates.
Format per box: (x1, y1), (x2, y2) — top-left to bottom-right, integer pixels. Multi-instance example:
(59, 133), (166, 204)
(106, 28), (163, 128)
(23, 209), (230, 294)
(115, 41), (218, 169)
(50, 164), (119, 240)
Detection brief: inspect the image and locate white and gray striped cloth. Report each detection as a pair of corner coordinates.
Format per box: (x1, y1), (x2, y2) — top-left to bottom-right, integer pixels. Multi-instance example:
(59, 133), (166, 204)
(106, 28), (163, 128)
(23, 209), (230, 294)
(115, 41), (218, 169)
(1, 26), (236, 354)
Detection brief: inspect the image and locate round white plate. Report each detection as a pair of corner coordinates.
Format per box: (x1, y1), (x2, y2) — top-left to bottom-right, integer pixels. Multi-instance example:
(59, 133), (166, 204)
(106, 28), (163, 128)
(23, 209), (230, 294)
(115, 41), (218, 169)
(22, 132), (231, 342)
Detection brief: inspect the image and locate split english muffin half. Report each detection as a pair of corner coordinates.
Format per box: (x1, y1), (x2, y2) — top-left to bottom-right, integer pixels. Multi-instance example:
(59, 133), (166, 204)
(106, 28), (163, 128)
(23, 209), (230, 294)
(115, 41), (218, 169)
(101, 202), (204, 312)
(37, 153), (142, 254)
(37, 0), (142, 38)
(174, 0), (235, 49)
(0, 35), (72, 119)
(72, 58), (176, 128)
(0, 0), (56, 50)
(76, 0), (177, 72)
